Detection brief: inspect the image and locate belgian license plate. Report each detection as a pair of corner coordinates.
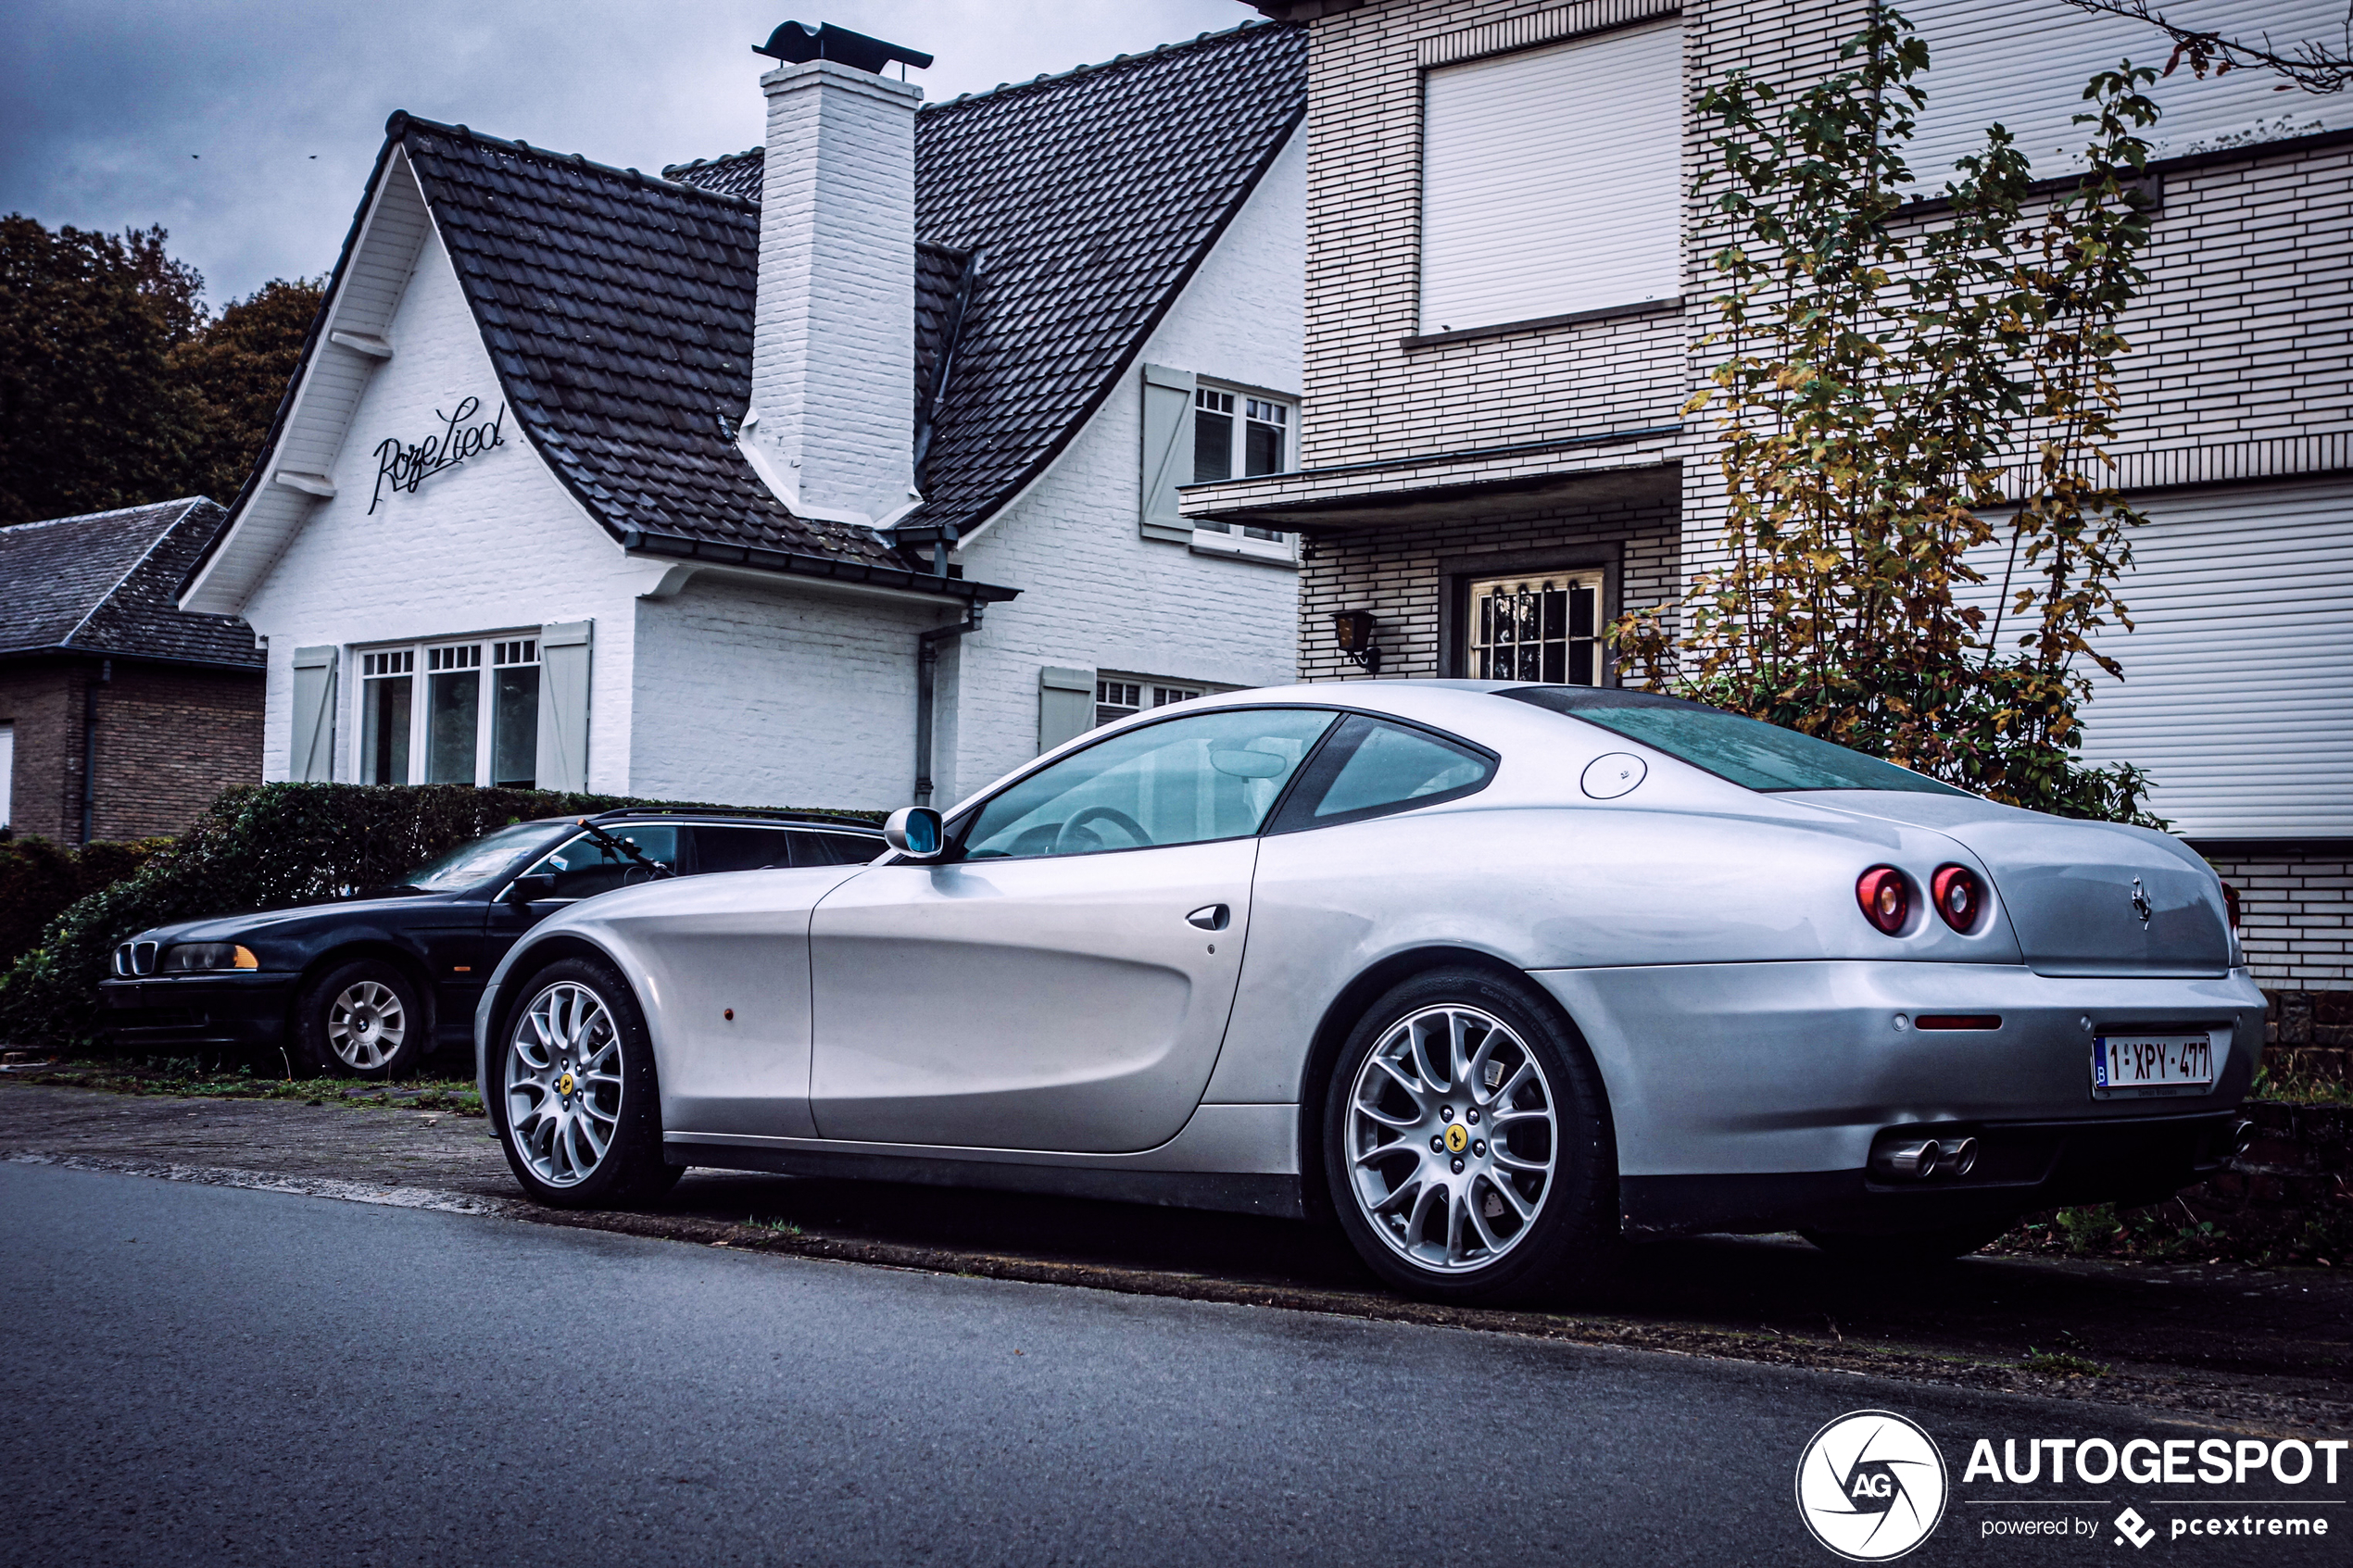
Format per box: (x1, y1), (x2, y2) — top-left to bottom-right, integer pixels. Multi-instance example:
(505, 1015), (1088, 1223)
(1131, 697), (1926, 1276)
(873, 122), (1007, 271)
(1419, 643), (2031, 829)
(2093, 1033), (2215, 1096)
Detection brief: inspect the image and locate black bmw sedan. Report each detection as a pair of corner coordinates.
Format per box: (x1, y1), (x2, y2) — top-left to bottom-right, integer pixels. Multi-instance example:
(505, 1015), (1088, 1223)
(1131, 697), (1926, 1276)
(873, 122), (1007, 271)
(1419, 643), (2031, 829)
(98, 809), (880, 1078)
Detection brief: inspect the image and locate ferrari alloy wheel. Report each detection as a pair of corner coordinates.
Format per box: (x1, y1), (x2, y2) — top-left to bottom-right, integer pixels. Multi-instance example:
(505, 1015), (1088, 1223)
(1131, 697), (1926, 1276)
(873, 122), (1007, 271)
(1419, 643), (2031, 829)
(296, 959), (427, 1079)
(506, 981), (623, 1187)
(1344, 1005), (1556, 1273)
(492, 956), (681, 1208)
(1325, 968), (1617, 1304)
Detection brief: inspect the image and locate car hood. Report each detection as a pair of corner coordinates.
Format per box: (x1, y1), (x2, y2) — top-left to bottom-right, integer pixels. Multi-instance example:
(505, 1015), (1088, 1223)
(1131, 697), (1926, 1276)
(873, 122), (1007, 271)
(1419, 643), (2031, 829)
(134, 891), (473, 948)
(1782, 791), (2232, 978)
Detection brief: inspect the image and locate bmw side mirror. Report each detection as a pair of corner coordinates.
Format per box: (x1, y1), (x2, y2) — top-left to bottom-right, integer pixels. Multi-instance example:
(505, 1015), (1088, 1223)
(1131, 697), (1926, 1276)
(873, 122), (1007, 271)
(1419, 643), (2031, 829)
(507, 873), (559, 903)
(884, 807), (945, 861)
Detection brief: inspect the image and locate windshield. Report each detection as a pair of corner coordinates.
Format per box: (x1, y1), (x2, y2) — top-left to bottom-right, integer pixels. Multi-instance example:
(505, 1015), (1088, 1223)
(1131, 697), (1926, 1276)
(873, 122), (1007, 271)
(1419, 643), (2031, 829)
(403, 822), (573, 891)
(1498, 686), (1968, 796)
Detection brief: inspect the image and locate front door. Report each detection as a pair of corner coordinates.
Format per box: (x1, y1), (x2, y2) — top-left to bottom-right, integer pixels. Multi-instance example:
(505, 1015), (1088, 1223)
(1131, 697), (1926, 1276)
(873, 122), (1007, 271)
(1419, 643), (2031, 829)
(808, 707), (1335, 1153)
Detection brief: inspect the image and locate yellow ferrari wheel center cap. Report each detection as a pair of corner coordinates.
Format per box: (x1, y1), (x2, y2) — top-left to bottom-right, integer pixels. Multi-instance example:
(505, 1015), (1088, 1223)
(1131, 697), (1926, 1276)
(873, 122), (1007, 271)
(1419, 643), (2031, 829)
(558, 1072), (575, 1097)
(1444, 1123), (1469, 1155)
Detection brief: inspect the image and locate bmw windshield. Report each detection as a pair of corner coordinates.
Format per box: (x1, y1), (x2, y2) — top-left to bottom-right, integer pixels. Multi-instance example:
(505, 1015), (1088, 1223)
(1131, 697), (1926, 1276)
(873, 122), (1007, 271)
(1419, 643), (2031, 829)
(401, 822), (574, 892)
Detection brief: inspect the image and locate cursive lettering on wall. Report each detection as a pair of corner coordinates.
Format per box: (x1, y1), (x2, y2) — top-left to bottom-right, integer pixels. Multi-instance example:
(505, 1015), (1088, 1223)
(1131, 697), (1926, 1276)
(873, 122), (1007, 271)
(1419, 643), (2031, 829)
(369, 396), (509, 514)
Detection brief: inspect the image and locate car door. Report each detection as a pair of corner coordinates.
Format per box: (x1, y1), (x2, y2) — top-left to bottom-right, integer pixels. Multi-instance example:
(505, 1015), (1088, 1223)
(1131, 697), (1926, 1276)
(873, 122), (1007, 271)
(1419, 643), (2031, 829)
(808, 707), (1337, 1152)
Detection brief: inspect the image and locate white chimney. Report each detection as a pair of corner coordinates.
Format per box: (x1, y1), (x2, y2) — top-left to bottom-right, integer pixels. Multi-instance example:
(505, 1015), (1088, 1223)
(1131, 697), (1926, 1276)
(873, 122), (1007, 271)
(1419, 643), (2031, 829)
(738, 44), (923, 531)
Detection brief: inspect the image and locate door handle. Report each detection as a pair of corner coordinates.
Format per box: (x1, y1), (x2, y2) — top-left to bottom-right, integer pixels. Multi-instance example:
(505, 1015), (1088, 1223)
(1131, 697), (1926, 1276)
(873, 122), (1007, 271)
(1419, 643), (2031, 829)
(1186, 904), (1231, 932)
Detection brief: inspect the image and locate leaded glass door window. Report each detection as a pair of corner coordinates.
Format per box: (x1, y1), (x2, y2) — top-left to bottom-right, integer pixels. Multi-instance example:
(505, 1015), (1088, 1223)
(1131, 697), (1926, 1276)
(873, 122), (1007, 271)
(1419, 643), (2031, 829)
(1466, 571), (1604, 684)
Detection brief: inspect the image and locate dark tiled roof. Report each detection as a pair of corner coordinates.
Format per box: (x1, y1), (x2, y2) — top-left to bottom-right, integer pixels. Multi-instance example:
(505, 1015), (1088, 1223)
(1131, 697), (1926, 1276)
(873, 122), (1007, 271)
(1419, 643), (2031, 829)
(400, 123), (905, 571)
(0, 499), (260, 667)
(668, 23), (1307, 534)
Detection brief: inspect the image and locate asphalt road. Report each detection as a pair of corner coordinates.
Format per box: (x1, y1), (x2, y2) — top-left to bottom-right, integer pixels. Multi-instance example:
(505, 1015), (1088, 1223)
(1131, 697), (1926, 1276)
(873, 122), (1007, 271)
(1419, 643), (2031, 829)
(4, 1163), (2345, 1566)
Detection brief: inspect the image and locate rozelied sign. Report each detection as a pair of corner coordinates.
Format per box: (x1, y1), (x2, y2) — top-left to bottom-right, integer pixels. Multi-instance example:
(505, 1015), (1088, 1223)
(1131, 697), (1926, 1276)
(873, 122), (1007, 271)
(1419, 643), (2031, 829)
(369, 396), (508, 513)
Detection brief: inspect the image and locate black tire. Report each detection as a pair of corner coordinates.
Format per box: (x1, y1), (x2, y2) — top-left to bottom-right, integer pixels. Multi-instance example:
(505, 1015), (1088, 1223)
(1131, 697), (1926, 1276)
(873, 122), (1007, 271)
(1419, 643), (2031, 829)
(1800, 1220), (2015, 1265)
(1323, 966), (1617, 1305)
(488, 956), (682, 1209)
(295, 958), (429, 1080)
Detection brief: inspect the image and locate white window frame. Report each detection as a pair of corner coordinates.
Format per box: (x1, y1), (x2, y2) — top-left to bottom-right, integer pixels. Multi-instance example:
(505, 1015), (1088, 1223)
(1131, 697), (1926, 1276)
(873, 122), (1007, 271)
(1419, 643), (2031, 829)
(353, 631), (544, 787)
(1189, 381), (1299, 565)
(1094, 673), (1216, 729)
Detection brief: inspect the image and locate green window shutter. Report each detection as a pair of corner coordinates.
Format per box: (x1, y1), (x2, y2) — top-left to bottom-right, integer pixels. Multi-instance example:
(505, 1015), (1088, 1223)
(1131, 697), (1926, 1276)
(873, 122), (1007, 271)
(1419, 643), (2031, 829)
(289, 646), (337, 782)
(536, 621), (593, 793)
(1038, 665), (1097, 755)
(1139, 363), (1195, 544)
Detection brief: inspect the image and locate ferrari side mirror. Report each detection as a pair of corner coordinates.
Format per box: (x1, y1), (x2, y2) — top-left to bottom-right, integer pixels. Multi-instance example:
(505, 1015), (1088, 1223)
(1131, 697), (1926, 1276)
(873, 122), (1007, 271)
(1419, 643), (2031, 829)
(884, 807), (945, 860)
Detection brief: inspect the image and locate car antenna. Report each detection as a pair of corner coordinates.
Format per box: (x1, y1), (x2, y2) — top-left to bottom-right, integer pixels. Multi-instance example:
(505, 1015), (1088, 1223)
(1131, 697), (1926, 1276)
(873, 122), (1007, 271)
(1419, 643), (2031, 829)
(574, 817), (677, 879)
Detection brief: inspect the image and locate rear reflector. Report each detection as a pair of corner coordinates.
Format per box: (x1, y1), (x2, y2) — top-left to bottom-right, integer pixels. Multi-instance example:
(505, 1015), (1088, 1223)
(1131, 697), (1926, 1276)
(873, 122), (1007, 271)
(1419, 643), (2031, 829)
(1914, 1014), (2001, 1031)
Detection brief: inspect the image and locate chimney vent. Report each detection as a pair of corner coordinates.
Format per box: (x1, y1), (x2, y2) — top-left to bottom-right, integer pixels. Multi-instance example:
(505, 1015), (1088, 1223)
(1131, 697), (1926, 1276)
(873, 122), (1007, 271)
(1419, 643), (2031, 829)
(754, 20), (933, 75)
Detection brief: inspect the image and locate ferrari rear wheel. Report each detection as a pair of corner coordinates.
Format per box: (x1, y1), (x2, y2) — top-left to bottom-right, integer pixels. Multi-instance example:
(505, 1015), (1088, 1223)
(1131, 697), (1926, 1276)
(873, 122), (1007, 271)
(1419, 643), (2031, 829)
(1325, 968), (1617, 1304)
(492, 956), (681, 1209)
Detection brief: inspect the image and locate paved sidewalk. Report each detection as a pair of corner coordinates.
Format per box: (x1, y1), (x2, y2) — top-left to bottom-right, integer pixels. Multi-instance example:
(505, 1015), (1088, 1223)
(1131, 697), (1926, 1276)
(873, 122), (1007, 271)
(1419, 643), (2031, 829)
(5, 1078), (2347, 1432)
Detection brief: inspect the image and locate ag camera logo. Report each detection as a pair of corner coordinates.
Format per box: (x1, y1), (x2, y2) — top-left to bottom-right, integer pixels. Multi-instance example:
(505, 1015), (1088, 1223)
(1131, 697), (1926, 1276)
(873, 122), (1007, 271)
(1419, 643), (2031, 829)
(1796, 1410), (1949, 1561)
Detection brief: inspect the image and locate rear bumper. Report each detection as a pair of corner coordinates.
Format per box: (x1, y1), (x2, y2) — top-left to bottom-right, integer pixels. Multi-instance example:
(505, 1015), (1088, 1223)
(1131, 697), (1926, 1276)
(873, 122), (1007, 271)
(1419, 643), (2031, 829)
(1532, 959), (2266, 1192)
(97, 975), (296, 1050)
(1619, 1110), (2240, 1236)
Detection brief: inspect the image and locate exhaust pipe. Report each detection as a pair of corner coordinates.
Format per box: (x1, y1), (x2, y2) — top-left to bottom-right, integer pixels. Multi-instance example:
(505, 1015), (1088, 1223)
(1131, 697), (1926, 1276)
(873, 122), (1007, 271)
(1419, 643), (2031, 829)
(1870, 1135), (1979, 1181)
(2231, 1120), (2258, 1157)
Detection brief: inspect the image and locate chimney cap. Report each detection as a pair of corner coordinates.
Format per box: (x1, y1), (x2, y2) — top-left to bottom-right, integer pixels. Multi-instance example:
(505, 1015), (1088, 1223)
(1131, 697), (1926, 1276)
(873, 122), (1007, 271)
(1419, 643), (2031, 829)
(754, 20), (933, 74)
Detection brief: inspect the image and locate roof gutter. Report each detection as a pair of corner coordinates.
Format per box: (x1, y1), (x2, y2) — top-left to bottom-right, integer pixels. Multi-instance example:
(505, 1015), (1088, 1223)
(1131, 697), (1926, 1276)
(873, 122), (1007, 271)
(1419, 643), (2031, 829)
(617, 529), (1019, 605)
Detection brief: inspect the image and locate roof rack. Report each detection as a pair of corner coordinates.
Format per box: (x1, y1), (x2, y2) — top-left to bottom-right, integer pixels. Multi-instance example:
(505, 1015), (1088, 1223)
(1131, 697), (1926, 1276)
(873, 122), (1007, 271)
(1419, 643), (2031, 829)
(589, 807), (881, 829)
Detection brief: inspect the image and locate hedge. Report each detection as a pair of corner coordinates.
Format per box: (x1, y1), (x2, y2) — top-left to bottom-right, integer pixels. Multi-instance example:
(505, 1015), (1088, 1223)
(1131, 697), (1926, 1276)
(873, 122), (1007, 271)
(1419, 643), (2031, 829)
(0, 835), (175, 970)
(0, 783), (877, 1052)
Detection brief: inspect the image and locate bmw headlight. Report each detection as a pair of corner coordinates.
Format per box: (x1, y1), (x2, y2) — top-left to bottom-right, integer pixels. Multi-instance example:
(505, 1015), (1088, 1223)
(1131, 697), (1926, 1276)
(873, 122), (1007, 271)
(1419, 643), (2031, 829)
(160, 942), (259, 972)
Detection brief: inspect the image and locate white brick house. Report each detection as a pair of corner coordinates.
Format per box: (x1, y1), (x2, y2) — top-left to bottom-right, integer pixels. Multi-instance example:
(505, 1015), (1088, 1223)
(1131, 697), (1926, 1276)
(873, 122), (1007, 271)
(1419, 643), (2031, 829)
(183, 20), (1307, 813)
(1190, 0), (2353, 1020)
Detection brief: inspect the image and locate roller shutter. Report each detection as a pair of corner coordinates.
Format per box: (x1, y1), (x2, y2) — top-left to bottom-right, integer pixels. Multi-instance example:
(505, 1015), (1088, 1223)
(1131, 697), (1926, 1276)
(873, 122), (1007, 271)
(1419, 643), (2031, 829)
(1418, 19), (1682, 334)
(1903, 0), (2350, 191)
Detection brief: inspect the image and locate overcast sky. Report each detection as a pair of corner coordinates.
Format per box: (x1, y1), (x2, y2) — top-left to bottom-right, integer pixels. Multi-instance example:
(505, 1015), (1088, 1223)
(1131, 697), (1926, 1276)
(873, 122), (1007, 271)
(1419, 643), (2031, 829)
(2, 0), (1249, 308)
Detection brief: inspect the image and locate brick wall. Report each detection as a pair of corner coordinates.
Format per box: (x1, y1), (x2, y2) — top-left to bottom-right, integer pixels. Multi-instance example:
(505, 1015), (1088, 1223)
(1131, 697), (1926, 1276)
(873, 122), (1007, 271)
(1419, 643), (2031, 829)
(0, 656), (261, 846)
(0, 661), (82, 844)
(2202, 845), (2351, 995)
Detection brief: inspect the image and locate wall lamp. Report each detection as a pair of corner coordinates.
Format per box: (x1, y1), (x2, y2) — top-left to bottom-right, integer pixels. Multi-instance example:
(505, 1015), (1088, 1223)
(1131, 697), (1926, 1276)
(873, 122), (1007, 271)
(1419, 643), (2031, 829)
(1330, 608), (1381, 673)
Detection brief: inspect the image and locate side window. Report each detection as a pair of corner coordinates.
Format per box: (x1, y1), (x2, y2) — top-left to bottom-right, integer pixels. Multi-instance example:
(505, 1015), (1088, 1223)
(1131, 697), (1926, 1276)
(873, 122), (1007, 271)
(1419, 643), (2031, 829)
(693, 825), (797, 874)
(790, 830), (879, 866)
(959, 709), (1336, 860)
(1273, 717), (1494, 832)
(523, 824), (680, 899)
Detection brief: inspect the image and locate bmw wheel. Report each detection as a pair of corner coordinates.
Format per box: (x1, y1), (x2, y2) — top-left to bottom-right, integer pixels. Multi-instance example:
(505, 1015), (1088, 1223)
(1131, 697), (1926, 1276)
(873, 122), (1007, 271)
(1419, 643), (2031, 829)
(296, 959), (428, 1080)
(1324, 967), (1617, 1304)
(492, 956), (681, 1208)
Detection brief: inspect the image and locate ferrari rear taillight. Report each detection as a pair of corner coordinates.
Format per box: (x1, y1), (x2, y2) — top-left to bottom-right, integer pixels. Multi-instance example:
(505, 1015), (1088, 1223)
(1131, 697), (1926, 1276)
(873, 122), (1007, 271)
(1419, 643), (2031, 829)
(2222, 882), (2243, 935)
(1931, 864), (1983, 932)
(1856, 867), (1909, 935)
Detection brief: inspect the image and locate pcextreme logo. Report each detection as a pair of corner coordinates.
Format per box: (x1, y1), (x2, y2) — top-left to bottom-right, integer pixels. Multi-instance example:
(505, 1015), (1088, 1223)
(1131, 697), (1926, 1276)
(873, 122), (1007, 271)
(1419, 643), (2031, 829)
(1796, 1410), (1951, 1562)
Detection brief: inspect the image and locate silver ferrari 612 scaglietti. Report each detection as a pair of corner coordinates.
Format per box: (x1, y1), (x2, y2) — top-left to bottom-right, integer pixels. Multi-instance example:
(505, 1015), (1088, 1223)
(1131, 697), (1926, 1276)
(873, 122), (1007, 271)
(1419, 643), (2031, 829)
(474, 682), (2260, 1302)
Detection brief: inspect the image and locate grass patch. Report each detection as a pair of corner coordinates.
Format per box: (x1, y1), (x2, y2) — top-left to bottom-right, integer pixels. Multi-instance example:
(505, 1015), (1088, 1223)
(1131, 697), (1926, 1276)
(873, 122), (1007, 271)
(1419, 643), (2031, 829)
(6, 1055), (484, 1116)
(2021, 1346), (2110, 1377)
(2251, 1060), (2353, 1106)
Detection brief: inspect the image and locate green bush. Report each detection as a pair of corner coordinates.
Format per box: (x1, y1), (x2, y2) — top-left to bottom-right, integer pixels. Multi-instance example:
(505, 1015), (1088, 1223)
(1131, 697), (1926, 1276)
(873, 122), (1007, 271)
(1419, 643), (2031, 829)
(0, 783), (878, 1051)
(0, 835), (175, 969)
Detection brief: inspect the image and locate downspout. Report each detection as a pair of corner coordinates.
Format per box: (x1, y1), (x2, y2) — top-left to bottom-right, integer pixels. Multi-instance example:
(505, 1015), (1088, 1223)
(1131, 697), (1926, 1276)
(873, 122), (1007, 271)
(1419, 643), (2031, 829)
(913, 606), (983, 806)
(80, 659), (110, 845)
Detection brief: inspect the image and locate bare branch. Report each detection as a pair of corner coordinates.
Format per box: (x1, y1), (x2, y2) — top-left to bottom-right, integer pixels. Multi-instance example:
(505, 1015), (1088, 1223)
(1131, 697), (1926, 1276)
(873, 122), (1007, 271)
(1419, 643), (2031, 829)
(2057, 0), (2353, 94)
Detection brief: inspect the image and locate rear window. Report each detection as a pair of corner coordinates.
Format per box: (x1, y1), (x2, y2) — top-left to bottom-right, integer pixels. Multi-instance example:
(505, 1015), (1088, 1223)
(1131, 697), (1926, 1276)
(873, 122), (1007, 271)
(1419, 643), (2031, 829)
(1498, 686), (1967, 796)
